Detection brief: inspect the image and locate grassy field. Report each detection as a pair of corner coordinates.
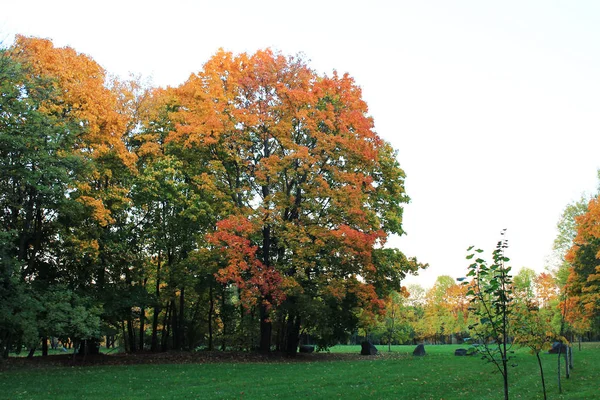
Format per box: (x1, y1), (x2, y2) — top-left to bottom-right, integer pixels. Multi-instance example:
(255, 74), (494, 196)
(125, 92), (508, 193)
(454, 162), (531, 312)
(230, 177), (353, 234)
(1, 343), (598, 399)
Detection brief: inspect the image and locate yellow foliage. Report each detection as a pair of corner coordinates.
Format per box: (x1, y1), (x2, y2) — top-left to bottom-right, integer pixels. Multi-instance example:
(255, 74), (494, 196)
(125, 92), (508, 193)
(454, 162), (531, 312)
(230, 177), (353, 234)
(77, 196), (114, 226)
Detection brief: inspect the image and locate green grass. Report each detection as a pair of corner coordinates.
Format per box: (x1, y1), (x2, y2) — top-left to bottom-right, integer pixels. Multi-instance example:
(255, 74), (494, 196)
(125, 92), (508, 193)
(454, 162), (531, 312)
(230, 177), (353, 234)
(1, 343), (598, 399)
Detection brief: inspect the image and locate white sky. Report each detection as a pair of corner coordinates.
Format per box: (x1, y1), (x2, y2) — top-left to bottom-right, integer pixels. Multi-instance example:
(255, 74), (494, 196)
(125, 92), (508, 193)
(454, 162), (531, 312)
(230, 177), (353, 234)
(2, 0), (600, 288)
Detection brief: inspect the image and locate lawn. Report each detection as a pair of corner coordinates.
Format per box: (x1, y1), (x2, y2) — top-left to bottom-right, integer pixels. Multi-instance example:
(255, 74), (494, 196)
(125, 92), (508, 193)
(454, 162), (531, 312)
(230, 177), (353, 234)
(1, 343), (598, 399)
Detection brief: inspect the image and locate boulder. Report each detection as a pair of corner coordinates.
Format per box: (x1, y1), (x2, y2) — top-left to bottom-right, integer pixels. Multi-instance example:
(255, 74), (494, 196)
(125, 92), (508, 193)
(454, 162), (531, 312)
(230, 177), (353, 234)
(360, 341), (378, 355)
(454, 348), (468, 356)
(299, 345), (315, 353)
(413, 344), (426, 356)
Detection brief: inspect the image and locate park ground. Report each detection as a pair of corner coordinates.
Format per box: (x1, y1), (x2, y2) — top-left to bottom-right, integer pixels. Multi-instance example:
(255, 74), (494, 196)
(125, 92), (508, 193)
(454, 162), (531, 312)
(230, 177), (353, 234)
(1, 343), (599, 399)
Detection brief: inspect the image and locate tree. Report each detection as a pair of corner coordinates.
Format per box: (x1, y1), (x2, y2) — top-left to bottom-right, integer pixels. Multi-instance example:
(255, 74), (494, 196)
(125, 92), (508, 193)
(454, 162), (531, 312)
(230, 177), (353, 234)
(464, 230), (513, 400)
(551, 198), (589, 286)
(7, 35), (140, 355)
(172, 49), (421, 354)
(376, 288), (411, 350)
(512, 301), (554, 400)
(0, 44), (83, 357)
(512, 271), (559, 400)
(565, 195), (600, 336)
(513, 267), (536, 300)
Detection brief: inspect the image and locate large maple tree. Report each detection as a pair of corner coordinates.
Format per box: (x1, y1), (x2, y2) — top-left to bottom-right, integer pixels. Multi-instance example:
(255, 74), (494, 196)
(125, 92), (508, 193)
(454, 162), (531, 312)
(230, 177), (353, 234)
(171, 49), (421, 354)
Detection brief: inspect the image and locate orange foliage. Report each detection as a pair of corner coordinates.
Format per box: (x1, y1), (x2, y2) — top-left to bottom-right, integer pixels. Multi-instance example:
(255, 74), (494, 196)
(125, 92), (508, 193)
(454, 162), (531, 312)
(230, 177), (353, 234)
(11, 35), (136, 169)
(534, 272), (558, 307)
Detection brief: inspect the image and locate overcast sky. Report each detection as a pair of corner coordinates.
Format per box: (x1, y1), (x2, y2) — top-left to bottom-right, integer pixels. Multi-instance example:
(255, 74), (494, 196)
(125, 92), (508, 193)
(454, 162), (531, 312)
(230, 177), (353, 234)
(2, 0), (599, 288)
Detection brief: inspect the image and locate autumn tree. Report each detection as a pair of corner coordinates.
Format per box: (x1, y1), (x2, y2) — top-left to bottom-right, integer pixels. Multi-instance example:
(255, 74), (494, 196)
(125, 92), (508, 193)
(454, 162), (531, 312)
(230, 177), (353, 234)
(0, 44), (85, 357)
(512, 300), (555, 400)
(565, 194), (600, 338)
(171, 49), (421, 354)
(7, 35), (138, 354)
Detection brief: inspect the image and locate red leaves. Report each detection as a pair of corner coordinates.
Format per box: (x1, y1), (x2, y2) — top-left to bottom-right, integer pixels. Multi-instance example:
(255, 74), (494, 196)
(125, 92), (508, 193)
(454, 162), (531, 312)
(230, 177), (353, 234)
(209, 216), (287, 309)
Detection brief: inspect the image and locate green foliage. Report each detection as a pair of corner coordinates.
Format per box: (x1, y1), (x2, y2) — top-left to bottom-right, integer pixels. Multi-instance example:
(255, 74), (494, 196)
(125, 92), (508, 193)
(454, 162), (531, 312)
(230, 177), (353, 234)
(464, 230), (514, 400)
(0, 48), (85, 357)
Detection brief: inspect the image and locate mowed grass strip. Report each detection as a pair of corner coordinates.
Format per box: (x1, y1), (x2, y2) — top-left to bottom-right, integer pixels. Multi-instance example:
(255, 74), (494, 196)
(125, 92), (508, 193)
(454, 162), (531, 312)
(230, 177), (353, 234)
(1, 344), (598, 399)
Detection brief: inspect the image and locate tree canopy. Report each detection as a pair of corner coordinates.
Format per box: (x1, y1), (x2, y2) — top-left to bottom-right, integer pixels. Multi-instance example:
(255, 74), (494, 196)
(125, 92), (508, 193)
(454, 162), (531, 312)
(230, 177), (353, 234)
(0, 36), (423, 357)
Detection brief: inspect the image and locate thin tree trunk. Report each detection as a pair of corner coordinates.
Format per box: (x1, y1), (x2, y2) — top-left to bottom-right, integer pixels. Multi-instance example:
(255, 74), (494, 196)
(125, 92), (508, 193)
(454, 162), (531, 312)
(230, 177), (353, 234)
(208, 282), (214, 351)
(259, 303), (272, 353)
(568, 337), (573, 369)
(170, 299), (179, 350)
(502, 363), (509, 400)
(42, 336), (48, 357)
(151, 251), (162, 352)
(161, 301), (171, 352)
(285, 311), (301, 356)
(536, 352), (547, 400)
(72, 340), (78, 364)
(179, 287), (185, 350)
(557, 347), (562, 394)
(127, 315), (136, 353)
(139, 306), (146, 351)
(565, 347), (570, 378)
(121, 321), (128, 352)
(171, 298), (179, 350)
(221, 285), (227, 351)
(82, 340), (87, 364)
(275, 313), (286, 352)
(259, 223), (272, 354)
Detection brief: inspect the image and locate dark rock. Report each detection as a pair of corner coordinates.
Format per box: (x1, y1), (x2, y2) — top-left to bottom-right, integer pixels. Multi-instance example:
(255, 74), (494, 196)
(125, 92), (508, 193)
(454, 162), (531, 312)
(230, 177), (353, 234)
(454, 348), (468, 356)
(360, 341), (378, 355)
(413, 344), (426, 356)
(299, 345), (314, 353)
(548, 342), (568, 354)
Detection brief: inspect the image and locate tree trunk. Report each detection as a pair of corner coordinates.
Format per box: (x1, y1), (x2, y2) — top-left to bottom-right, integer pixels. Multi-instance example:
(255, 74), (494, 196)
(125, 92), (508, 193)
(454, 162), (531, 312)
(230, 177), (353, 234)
(139, 306), (146, 351)
(178, 287), (185, 350)
(208, 282), (214, 351)
(275, 312), (286, 352)
(72, 341), (78, 364)
(260, 135), (273, 352)
(220, 285), (227, 351)
(121, 321), (128, 352)
(565, 347), (570, 378)
(151, 251), (161, 352)
(569, 344), (574, 369)
(42, 336), (48, 357)
(536, 352), (547, 400)
(127, 315), (136, 353)
(27, 346), (36, 358)
(161, 301), (172, 352)
(502, 362), (509, 400)
(285, 312), (301, 357)
(171, 298), (179, 350)
(557, 347), (562, 394)
(259, 303), (272, 353)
